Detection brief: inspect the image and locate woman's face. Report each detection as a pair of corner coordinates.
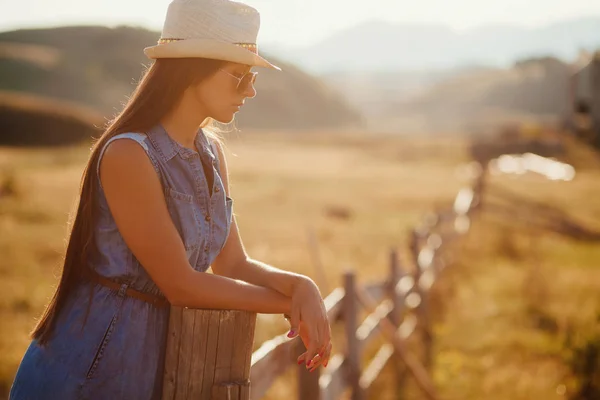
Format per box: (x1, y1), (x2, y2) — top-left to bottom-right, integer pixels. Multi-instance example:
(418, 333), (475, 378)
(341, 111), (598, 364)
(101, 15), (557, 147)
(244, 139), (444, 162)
(192, 62), (257, 123)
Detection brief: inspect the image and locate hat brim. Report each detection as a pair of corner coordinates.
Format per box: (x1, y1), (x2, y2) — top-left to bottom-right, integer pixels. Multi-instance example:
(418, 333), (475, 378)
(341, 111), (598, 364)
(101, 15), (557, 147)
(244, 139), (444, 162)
(144, 38), (281, 70)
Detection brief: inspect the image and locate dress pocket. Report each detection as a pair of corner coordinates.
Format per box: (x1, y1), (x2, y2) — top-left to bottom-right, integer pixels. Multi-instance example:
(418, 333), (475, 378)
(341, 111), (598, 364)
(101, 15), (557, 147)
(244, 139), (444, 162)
(165, 187), (201, 250)
(86, 314), (118, 380)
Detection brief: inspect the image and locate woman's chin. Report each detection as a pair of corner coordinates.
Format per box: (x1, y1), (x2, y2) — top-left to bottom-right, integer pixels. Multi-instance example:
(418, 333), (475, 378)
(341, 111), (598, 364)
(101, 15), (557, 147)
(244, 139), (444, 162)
(213, 113), (236, 124)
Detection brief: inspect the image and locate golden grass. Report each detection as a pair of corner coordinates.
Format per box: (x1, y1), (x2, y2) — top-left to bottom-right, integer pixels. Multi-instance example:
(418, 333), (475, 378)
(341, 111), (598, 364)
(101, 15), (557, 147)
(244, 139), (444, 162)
(0, 131), (598, 399)
(425, 169), (600, 400)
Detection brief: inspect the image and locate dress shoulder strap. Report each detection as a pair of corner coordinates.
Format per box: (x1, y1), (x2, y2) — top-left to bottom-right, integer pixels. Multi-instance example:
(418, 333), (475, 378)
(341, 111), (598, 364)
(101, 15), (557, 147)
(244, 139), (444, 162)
(96, 133), (160, 190)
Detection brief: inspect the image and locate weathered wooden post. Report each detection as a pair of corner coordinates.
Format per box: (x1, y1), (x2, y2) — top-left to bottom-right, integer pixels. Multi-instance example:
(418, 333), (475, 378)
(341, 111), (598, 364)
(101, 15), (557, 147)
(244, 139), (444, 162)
(162, 307), (257, 400)
(388, 249), (408, 399)
(410, 229), (433, 370)
(472, 160), (488, 213)
(344, 271), (364, 400)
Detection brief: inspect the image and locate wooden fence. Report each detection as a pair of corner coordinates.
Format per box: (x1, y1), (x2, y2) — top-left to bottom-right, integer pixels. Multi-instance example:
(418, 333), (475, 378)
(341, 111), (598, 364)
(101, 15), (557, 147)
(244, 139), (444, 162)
(248, 165), (487, 400)
(163, 151), (574, 399)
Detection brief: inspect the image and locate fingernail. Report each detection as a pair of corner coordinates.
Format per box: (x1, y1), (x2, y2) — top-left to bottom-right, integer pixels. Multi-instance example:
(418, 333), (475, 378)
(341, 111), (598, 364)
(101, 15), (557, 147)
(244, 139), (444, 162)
(307, 360), (312, 367)
(287, 330), (295, 338)
(298, 359), (304, 365)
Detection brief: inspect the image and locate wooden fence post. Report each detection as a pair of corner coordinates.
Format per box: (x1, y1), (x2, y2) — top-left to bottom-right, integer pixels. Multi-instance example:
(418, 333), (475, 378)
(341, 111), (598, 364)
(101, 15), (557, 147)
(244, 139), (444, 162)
(410, 230), (433, 370)
(472, 161), (488, 212)
(389, 249), (408, 399)
(389, 249), (403, 328)
(344, 271), (365, 400)
(162, 307), (256, 400)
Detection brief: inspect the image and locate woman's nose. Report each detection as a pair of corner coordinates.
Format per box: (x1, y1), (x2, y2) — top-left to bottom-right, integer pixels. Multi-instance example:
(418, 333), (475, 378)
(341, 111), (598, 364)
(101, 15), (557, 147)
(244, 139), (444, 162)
(242, 82), (257, 99)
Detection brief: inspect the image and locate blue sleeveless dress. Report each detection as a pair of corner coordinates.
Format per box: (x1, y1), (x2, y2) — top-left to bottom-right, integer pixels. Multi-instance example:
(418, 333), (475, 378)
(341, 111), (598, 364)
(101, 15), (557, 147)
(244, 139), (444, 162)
(9, 125), (233, 399)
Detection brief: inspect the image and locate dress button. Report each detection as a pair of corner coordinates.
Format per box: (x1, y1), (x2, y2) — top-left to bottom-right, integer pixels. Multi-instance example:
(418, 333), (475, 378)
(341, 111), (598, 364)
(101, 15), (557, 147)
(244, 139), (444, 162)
(205, 214), (211, 222)
(215, 186), (220, 193)
(204, 245), (210, 253)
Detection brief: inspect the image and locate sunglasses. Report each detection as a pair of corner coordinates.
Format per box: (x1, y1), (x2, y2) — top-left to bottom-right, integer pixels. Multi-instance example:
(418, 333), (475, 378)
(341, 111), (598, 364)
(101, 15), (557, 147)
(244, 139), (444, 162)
(219, 69), (258, 93)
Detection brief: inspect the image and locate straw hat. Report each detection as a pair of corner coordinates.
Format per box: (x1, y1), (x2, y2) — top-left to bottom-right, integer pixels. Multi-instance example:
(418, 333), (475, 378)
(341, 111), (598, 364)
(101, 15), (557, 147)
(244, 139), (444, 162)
(144, 0), (280, 70)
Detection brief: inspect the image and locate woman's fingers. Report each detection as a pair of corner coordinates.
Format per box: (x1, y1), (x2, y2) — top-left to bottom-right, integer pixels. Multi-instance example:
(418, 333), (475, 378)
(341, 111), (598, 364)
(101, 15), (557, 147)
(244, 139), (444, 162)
(304, 310), (332, 369)
(289, 280), (333, 371)
(308, 354), (322, 372)
(310, 342), (332, 371)
(306, 317), (326, 366)
(297, 352), (307, 365)
(298, 351), (320, 370)
(313, 316), (329, 360)
(297, 343), (333, 371)
(304, 335), (320, 368)
(316, 319), (330, 359)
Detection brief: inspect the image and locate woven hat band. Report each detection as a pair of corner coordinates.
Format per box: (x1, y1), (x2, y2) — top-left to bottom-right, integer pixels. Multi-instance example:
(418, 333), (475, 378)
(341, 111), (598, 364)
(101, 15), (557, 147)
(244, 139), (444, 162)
(157, 38), (258, 55)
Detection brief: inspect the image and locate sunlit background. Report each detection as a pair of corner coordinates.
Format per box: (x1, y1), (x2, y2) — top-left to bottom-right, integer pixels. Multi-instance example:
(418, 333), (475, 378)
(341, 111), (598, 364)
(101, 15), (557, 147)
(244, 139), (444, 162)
(5, 0), (600, 46)
(1, 1), (600, 399)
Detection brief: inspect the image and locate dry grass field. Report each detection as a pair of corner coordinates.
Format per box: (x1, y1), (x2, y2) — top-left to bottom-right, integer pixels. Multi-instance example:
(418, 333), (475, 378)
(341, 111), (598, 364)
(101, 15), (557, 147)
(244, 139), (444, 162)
(1, 130), (599, 399)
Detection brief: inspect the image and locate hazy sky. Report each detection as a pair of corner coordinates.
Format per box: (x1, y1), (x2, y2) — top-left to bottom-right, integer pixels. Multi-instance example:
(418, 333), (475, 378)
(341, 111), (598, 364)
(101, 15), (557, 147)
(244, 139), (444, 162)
(2, 0), (599, 46)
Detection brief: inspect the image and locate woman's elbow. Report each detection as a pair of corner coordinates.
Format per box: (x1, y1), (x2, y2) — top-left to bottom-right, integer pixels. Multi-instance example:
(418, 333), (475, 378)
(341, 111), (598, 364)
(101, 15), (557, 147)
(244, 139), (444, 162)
(155, 271), (197, 307)
(167, 296), (186, 308)
(161, 286), (186, 307)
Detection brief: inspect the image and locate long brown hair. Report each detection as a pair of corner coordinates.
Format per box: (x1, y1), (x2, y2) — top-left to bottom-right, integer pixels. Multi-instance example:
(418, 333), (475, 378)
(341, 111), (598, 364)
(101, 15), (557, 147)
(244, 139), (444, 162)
(32, 57), (225, 345)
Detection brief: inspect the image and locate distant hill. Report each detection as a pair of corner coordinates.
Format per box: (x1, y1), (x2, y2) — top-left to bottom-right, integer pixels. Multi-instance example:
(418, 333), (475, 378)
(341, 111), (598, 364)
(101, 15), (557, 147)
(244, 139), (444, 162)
(393, 57), (574, 133)
(274, 17), (600, 73)
(0, 90), (102, 146)
(0, 26), (363, 131)
(322, 56), (580, 133)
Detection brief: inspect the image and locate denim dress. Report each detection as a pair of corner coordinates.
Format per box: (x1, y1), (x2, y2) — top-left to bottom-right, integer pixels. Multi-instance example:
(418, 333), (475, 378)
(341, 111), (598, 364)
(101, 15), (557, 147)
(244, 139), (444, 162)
(9, 124), (234, 399)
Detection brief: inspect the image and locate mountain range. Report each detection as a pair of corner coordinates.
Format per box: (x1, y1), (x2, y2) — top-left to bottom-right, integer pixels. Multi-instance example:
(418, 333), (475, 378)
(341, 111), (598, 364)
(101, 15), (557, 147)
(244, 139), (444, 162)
(268, 17), (600, 73)
(1, 17), (597, 135)
(0, 26), (363, 131)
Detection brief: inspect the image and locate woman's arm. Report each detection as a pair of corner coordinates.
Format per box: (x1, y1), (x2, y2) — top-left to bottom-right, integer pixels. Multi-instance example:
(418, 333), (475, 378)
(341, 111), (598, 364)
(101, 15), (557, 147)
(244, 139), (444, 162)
(211, 206), (308, 297)
(223, 257), (305, 298)
(209, 140), (332, 369)
(209, 141), (311, 298)
(212, 140), (332, 369)
(99, 138), (291, 314)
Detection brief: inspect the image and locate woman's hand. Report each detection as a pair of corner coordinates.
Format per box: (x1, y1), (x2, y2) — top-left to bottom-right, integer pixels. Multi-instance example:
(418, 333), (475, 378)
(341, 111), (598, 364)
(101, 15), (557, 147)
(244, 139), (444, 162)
(287, 276), (332, 371)
(295, 320), (332, 371)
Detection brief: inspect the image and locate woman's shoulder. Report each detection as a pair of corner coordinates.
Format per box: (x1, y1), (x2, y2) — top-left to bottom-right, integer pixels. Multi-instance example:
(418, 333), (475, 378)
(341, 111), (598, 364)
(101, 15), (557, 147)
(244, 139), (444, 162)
(105, 132), (150, 152)
(97, 133), (161, 190)
(100, 136), (155, 177)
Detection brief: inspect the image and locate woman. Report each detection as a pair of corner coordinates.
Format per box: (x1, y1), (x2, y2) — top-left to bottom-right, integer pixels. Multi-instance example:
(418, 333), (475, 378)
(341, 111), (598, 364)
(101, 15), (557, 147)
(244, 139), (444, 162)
(9, 0), (332, 398)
